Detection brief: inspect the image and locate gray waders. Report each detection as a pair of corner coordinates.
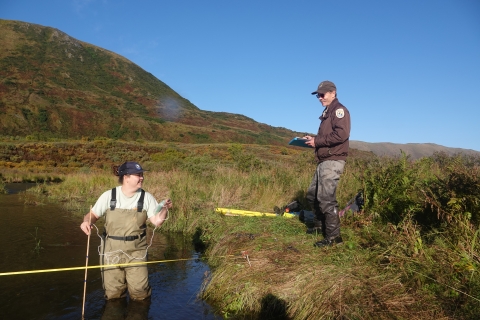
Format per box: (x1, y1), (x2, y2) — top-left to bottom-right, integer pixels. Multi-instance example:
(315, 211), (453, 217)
(306, 160), (345, 240)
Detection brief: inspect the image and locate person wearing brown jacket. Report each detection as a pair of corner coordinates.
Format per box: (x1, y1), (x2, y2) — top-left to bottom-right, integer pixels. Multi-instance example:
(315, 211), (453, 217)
(303, 80), (351, 247)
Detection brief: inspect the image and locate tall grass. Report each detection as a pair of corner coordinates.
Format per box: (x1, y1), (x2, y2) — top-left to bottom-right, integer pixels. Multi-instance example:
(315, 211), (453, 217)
(11, 145), (480, 319)
(0, 177), (6, 194)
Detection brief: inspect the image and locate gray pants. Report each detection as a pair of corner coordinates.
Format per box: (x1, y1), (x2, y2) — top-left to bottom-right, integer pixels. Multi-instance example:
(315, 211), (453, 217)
(306, 160), (345, 239)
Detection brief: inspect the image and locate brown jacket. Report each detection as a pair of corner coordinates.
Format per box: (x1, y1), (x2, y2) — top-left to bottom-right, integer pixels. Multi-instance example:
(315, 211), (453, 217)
(313, 98), (350, 162)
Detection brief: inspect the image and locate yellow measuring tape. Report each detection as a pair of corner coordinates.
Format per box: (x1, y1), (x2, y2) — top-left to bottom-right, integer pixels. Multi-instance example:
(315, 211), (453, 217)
(0, 255), (235, 276)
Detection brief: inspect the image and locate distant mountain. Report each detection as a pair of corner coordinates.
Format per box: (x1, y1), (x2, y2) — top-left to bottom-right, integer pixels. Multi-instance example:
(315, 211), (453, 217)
(1, 19), (477, 160)
(350, 141), (480, 159)
(0, 19), (299, 145)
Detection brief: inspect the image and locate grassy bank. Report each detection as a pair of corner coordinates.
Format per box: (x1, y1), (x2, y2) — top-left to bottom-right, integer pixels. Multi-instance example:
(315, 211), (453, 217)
(0, 178), (6, 194)
(2, 141), (479, 319)
(198, 152), (480, 319)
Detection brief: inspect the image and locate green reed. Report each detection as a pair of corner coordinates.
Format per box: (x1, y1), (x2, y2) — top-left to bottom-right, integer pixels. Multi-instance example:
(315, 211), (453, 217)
(30, 227), (43, 254)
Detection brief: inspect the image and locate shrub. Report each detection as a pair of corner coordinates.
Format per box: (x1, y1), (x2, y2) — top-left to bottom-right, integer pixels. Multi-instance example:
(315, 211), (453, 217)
(362, 152), (423, 224)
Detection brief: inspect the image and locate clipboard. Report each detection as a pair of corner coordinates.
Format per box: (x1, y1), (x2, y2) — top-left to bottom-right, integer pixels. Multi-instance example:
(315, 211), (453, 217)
(288, 137), (313, 148)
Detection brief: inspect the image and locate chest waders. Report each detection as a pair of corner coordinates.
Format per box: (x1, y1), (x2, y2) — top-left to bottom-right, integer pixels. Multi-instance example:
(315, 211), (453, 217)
(100, 188), (152, 300)
(306, 160), (345, 240)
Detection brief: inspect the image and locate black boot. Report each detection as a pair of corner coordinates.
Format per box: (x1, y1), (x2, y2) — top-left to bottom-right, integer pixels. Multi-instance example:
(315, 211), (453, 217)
(306, 214), (325, 236)
(313, 236), (343, 248)
(306, 226), (322, 235)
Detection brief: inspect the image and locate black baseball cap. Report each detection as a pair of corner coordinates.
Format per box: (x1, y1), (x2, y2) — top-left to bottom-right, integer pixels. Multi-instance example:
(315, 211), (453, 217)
(311, 80), (336, 95)
(118, 161), (146, 176)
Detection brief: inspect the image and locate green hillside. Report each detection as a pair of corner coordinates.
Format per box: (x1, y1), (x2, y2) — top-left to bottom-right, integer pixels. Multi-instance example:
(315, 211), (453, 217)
(0, 19), (298, 144)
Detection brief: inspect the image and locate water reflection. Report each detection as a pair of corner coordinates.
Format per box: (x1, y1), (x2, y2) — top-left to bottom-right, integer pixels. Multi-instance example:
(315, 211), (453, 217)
(0, 184), (222, 320)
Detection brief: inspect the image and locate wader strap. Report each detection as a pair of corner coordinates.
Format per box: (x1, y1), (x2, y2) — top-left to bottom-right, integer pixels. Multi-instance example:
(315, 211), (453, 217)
(110, 188), (144, 212)
(110, 188), (145, 212)
(110, 188), (116, 211)
(103, 230), (146, 241)
(137, 189), (145, 212)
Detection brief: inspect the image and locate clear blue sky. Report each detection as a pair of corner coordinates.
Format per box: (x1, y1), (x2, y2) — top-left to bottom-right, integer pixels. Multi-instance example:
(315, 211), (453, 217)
(2, 0), (479, 151)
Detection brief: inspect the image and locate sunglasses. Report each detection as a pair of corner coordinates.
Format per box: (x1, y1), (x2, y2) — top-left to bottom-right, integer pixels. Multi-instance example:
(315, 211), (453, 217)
(316, 93), (325, 99)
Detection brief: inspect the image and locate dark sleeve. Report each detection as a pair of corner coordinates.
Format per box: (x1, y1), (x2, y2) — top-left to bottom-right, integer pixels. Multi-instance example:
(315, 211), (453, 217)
(315, 108), (350, 147)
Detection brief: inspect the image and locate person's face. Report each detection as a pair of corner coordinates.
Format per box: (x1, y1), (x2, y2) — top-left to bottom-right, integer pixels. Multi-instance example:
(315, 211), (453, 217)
(316, 91), (336, 107)
(125, 172), (144, 188)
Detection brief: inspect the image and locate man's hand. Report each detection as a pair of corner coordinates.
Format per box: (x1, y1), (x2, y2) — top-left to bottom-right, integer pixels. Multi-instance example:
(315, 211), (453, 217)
(303, 135), (315, 148)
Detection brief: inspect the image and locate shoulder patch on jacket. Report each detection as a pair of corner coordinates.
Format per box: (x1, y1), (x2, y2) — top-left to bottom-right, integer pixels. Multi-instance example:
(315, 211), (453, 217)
(335, 108), (345, 119)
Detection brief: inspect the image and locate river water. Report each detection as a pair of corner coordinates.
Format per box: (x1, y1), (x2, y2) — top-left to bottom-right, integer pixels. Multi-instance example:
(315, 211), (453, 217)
(0, 184), (222, 320)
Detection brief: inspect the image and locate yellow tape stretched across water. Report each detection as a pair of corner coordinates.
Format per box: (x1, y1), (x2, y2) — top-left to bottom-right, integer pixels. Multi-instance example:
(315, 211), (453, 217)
(0, 255), (235, 276)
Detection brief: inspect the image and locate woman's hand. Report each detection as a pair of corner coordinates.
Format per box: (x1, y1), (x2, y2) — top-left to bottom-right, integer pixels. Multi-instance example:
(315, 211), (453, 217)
(80, 221), (92, 235)
(80, 211), (98, 235)
(150, 199), (172, 227)
(164, 198), (173, 209)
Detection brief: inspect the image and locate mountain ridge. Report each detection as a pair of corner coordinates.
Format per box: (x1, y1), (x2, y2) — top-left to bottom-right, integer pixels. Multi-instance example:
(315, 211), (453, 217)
(349, 141), (480, 159)
(0, 19), (298, 145)
(1, 19), (478, 160)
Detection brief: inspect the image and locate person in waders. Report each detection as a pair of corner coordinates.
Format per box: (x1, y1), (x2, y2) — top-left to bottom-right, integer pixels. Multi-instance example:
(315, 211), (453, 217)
(80, 161), (172, 303)
(303, 80), (351, 248)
